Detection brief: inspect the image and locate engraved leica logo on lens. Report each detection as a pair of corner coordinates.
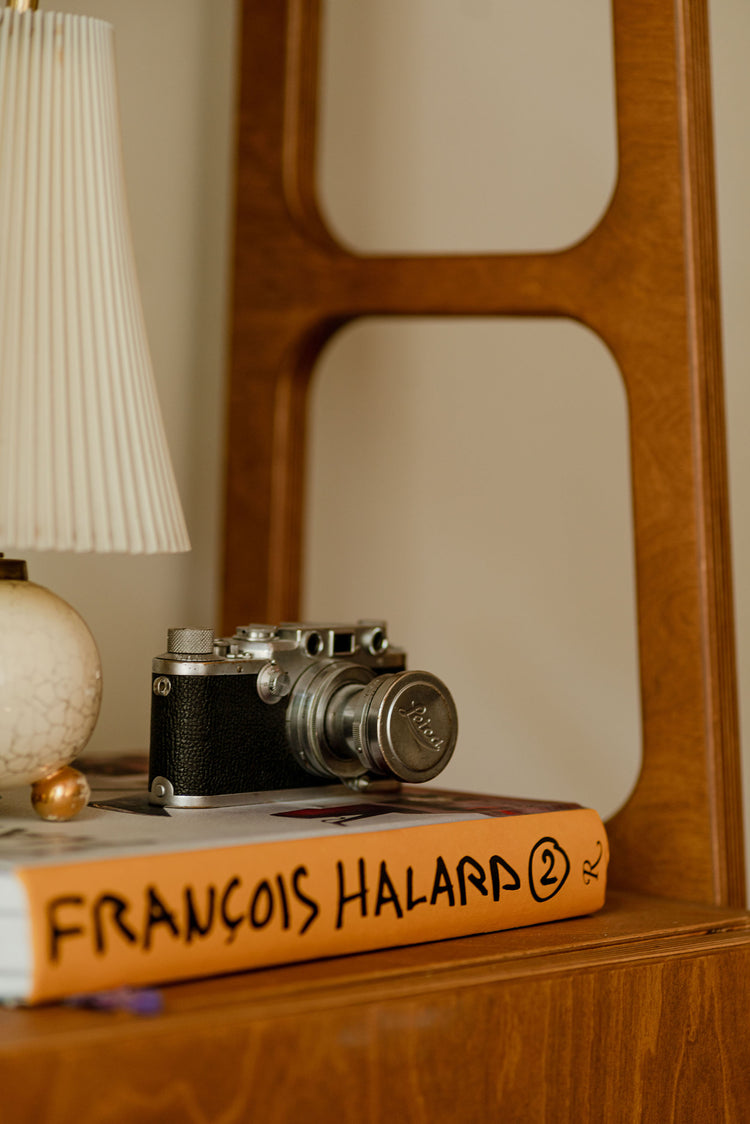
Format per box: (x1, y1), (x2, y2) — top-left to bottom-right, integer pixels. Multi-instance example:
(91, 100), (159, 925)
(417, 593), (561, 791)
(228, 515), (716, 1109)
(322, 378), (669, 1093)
(397, 702), (445, 752)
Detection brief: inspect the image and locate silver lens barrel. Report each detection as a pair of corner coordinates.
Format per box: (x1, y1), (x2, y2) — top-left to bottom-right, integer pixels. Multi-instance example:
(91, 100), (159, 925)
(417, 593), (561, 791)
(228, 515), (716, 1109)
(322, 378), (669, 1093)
(286, 662), (374, 781)
(286, 661), (457, 784)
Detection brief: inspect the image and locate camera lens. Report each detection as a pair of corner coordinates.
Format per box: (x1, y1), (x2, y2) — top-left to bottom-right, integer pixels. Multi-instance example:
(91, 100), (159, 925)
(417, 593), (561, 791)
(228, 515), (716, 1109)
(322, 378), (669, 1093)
(345, 671), (458, 782)
(286, 662), (457, 785)
(286, 662), (373, 782)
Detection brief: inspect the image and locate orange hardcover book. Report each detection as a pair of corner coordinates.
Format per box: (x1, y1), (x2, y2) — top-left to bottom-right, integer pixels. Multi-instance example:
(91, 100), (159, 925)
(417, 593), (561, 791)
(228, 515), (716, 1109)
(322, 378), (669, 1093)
(0, 762), (608, 1004)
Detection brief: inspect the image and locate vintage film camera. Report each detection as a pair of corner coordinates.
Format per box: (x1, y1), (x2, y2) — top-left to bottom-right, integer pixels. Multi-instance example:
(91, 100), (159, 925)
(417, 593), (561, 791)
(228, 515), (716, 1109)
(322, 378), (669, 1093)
(149, 621), (458, 807)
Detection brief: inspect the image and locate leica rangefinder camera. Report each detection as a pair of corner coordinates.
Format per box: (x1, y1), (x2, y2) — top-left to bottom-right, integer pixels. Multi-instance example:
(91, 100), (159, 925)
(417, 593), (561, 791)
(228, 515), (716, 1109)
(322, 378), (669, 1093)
(149, 621), (458, 807)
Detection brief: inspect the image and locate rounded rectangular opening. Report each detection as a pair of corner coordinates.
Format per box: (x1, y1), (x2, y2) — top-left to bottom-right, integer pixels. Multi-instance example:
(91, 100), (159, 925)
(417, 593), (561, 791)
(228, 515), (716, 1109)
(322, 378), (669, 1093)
(317, 0), (618, 253)
(303, 317), (640, 819)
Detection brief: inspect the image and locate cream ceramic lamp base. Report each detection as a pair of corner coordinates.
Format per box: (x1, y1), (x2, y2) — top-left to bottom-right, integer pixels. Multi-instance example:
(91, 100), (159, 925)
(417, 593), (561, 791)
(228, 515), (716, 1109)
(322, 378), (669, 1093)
(0, 559), (101, 819)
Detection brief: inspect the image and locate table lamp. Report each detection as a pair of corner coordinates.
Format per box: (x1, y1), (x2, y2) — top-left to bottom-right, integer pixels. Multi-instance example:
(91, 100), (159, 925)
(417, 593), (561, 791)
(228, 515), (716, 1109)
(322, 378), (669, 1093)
(0, 1), (190, 819)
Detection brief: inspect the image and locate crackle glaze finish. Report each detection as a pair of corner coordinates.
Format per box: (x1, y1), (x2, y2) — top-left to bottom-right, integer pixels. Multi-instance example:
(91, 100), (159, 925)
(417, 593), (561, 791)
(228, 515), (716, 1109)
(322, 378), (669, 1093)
(0, 580), (102, 787)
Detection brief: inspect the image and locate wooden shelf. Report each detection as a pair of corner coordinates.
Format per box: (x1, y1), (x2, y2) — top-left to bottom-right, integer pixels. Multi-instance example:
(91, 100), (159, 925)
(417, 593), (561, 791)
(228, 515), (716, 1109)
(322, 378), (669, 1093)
(3, 894), (750, 1121)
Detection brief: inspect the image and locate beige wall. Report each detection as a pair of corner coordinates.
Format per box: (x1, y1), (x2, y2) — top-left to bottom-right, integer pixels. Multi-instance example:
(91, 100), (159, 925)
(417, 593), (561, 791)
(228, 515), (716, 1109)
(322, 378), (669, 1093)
(24, 3), (750, 864)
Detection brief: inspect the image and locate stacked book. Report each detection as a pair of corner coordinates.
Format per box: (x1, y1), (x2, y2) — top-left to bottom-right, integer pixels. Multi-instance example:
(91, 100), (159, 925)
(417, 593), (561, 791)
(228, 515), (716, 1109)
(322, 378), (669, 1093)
(0, 759), (608, 1004)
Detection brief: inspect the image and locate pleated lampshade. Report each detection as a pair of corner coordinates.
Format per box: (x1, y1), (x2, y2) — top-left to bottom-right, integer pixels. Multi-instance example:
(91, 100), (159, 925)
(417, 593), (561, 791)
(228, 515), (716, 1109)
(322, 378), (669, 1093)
(0, 7), (190, 553)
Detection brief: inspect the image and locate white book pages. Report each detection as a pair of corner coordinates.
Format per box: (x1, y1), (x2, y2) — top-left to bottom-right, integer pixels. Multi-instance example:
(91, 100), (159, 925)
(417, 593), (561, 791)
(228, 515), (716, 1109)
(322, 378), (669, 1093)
(0, 877), (32, 999)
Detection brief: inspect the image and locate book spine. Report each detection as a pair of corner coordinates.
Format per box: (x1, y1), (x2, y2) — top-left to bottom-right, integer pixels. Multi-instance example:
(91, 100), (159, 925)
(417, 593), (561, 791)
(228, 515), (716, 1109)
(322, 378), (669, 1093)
(19, 809), (608, 1002)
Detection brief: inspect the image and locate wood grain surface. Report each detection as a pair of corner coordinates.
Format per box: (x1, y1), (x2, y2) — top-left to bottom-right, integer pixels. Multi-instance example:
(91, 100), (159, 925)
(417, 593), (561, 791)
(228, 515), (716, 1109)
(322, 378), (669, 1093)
(2, 893), (750, 1123)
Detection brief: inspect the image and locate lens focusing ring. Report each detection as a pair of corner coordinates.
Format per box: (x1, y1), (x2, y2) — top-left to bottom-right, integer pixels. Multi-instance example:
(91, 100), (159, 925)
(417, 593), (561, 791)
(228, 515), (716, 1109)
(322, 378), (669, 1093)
(286, 661), (374, 781)
(287, 662), (457, 784)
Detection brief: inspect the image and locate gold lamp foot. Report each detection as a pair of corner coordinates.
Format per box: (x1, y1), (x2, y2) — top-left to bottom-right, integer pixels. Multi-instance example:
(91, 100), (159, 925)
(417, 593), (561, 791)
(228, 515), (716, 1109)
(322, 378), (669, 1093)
(31, 766), (91, 821)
